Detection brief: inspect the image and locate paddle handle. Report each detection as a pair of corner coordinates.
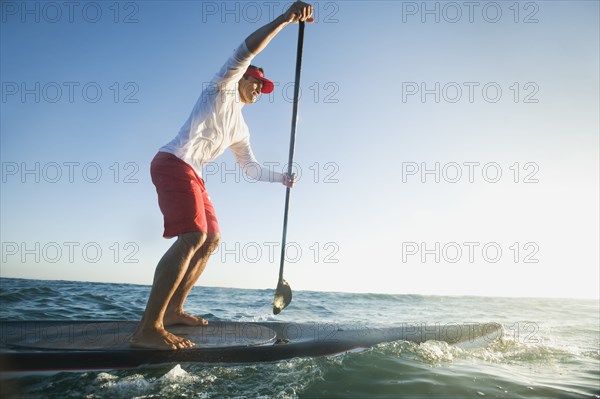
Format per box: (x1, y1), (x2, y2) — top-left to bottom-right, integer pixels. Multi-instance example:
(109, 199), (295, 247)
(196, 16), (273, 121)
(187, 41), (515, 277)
(278, 21), (305, 283)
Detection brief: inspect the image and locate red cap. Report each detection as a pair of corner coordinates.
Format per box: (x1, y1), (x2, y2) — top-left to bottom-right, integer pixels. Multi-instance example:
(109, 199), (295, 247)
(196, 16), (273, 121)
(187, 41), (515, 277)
(243, 66), (274, 94)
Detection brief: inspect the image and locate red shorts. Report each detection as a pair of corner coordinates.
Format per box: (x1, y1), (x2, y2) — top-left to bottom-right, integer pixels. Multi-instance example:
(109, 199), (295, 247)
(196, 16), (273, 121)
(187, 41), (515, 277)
(151, 152), (219, 238)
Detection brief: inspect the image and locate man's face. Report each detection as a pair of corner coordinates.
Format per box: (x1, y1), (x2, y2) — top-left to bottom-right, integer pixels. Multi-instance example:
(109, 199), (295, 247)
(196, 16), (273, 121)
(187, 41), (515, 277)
(239, 76), (263, 104)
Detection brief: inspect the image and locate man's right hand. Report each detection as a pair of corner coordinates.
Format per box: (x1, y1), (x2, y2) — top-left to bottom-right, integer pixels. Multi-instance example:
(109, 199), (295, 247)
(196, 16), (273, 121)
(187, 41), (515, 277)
(283, 1), (314, 24)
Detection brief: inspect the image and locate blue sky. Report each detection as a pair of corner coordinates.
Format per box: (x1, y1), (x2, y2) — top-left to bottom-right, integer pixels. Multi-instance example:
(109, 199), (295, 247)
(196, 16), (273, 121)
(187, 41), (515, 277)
(1, 1), (598, 299)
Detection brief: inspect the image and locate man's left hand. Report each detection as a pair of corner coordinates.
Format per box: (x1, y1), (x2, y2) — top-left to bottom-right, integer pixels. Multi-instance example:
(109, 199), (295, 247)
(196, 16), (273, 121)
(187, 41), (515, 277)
(283, 173), (297, 188)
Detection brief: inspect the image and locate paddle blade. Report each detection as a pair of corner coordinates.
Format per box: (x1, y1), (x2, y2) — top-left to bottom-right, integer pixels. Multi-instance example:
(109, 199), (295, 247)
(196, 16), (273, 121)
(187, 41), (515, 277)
(273, 279), (292, 315)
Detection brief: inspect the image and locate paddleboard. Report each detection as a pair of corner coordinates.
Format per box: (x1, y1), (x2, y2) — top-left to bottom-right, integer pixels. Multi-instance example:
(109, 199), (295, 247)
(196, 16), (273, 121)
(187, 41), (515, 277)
(0, 320), (502, 372)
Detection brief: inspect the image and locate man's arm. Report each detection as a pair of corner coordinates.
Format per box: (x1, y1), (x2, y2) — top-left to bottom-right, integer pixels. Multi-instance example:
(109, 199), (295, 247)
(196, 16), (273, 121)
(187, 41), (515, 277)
(230, 138), (296, 187)
(245, 1), (313, 55)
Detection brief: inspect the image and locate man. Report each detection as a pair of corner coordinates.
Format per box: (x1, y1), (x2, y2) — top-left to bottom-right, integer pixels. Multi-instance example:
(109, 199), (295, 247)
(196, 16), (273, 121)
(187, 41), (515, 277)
(131, 1), (314, 349)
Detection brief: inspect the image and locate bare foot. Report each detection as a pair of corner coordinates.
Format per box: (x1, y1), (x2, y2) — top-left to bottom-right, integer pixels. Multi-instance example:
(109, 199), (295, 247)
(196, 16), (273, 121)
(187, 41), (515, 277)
(164, 310), (209, 326)
(130, 326), (195, 350)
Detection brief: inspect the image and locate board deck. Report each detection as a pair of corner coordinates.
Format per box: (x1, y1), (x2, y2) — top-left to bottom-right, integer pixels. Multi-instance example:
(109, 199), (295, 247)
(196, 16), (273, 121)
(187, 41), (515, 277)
(1, 321), (276, 350)
(0, 321), (502, 372)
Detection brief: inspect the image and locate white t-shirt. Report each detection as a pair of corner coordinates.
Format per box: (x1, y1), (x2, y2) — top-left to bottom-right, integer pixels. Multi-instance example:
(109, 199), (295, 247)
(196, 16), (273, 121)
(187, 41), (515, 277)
(159, 42), (281, 183)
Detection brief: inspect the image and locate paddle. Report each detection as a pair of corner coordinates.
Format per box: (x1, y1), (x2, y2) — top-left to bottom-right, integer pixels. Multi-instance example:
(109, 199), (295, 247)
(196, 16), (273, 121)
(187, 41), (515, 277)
(273, 21), (305, 315)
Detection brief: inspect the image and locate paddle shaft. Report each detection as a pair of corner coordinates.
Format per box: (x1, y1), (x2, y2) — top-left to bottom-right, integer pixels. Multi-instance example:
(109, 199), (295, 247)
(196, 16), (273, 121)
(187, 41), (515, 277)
(278, 21), (305, 283)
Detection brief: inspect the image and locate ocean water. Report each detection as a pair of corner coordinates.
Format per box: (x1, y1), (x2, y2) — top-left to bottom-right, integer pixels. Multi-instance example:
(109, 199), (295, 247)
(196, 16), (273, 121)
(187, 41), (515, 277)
(0, 278), (598, 399)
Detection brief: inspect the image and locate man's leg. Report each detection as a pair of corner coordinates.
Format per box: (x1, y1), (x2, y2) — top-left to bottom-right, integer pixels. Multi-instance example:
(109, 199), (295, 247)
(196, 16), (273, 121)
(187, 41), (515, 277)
(131, 231), (206, 349)
(164, 233), (221, 326)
